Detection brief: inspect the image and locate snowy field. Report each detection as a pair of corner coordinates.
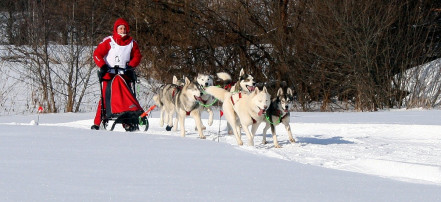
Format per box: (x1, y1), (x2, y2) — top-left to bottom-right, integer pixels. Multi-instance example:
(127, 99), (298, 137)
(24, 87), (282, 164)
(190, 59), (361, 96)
(0, 109), (440, 201)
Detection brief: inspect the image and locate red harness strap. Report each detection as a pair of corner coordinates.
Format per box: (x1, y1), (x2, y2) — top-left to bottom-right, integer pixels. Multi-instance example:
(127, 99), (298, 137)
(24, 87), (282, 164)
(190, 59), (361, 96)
(224, 83), (234, 91)
(230, 92), (242, 105)
(281, 113), (288, 120)
(275, 110), (288, 121)
(172, 86), (183, 98)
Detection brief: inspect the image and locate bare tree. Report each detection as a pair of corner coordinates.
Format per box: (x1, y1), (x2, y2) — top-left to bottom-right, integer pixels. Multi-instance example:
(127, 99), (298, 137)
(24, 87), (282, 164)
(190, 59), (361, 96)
(1, 0), (440, 113)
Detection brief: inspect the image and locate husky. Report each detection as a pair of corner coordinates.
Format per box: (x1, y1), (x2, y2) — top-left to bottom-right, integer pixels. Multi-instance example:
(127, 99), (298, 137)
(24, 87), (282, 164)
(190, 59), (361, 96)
(175, 77), (206, 139)
(216, 68), (256, 94)
(153, 75), (184, 130)
(195, 73), (215, 129)
(205, 85), (270, 146)
(216, 68), (257, 134)
(262, 87), (295, 148)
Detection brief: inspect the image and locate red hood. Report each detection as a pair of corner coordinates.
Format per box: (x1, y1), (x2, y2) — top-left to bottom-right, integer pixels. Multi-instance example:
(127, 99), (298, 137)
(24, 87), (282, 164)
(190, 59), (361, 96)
(112, 18), (132, 45)
(113, 18), (130, 35)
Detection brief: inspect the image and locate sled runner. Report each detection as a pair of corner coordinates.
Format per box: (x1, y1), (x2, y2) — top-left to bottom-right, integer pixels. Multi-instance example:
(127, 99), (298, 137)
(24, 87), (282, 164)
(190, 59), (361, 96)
(99, 66), (150, 132)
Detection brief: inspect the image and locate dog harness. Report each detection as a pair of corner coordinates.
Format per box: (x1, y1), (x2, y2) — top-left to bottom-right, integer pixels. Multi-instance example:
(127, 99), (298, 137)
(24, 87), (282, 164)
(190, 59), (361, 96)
(224, 83), (234, 91)
(172, 86), (183, 98)
(230, 92), (257, 124)
(230, 92), (242, 105)
(275, 110), (289, 120)
(183, 103), (199, 116)
(266, 110), (289, 125)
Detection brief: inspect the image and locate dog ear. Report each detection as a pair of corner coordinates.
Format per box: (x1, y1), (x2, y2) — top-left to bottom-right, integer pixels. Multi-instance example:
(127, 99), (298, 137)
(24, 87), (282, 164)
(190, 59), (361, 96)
(277, 87), (284, 96)
(262, 86), (268, 93)
(253, 87), (260, 95)
(173, 75), (178, 84)
(287, 88), (293, 96)
(185, 77), (190, 85)
(240, 68), (244, 77)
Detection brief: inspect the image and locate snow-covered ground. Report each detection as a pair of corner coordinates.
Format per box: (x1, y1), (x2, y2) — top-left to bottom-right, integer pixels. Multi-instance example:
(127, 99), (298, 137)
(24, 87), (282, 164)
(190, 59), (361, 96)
(0, 109), (440, 201)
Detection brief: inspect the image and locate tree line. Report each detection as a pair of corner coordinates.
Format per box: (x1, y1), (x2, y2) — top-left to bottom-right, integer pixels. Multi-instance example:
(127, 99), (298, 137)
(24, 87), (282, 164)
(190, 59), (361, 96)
(1, 0), (440, 112)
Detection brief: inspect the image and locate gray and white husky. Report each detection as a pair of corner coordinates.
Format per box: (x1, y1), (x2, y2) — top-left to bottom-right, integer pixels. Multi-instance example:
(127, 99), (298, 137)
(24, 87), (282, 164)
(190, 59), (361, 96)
(153, 75), (184, 130)
(205, 85), (270, 146)
(195, 73), (215, 129)
(174, 77), (206, 139)
(262, 87), (295, 148)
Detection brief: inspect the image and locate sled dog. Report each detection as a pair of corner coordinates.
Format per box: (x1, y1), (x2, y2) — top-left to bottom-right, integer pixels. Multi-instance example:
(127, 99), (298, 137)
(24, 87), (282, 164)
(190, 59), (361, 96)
(195, 73), (215, 129)
(262, 87), (295, 148)
(216, 68), (258, 134)
(205, 86), (270, 146)
(216, 68), (256, 94)
(175, 77), (206, 139)
(153, 75), (184, 130)
(172, 73), (215, 131)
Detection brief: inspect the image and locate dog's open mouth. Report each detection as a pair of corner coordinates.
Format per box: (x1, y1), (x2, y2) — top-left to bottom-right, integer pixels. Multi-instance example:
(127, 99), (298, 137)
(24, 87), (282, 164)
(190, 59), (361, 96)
(194, 95), (203, 102)
(247, 85), (256, 92)
(258, 107), (266, 116)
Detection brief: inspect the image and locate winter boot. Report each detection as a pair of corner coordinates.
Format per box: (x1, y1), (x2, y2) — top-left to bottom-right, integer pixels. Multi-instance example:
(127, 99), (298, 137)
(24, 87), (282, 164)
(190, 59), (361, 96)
(91, 125), (100, 130)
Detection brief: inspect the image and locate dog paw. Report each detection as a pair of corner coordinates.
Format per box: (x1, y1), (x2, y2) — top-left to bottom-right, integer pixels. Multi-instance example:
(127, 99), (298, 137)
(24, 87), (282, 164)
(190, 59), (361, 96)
(289, 138), (296, 143)
(262, 140), (267, 145)
(200, 136), (206, 139)
(274, 144), (282, 148)
(166, 125), (173, 131)
(208, 121), (213, 126)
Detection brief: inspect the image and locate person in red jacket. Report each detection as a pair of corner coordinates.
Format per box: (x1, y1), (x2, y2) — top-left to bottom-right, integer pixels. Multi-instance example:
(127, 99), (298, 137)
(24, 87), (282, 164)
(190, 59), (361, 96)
(91, 18), (142, 130)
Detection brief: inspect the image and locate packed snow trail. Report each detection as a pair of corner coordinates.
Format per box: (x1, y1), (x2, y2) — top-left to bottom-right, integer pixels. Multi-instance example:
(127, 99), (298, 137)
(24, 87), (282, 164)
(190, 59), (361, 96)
(27, 110), (441, 186)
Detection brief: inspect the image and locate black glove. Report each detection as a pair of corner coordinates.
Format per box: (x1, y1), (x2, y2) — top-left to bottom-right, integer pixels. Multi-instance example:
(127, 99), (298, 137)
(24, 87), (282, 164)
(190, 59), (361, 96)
(125, 65), (136, 81)
(98, 64), (109, 81)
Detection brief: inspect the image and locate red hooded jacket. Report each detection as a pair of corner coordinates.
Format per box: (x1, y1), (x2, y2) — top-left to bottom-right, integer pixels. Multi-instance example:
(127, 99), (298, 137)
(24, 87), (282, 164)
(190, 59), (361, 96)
(93, 18), (142, 69)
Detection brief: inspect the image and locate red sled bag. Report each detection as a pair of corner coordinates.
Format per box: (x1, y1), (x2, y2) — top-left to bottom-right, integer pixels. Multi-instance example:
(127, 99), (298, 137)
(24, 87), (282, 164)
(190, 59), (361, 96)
(105, 74), (143, 116)
(102, 74), (148, 131)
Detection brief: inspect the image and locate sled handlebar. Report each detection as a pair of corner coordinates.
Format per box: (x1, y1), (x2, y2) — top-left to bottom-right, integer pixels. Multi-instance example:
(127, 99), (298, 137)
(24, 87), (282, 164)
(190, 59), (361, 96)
(110, 65), (129, 73)
(99, 65), (137, 82)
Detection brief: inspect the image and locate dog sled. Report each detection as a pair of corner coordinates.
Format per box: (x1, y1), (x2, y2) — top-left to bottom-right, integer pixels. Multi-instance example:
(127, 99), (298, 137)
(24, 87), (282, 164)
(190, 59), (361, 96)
(99, 66), (152, 132)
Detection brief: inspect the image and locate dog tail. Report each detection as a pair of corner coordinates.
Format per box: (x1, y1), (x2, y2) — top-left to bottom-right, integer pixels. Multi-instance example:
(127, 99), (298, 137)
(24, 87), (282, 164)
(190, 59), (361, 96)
(153, 94), (162, 108)
(205, 86), (230, 102)
(216, 72), (232, 84)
